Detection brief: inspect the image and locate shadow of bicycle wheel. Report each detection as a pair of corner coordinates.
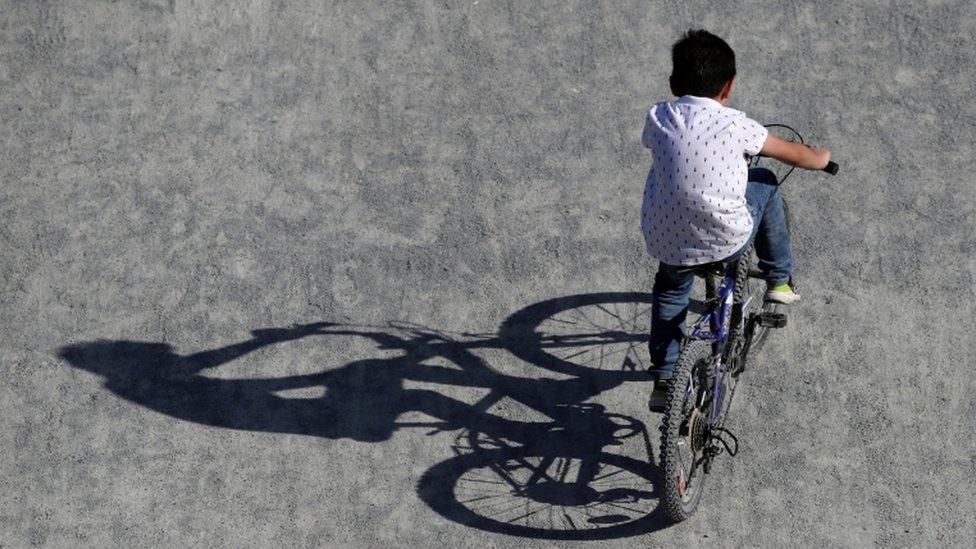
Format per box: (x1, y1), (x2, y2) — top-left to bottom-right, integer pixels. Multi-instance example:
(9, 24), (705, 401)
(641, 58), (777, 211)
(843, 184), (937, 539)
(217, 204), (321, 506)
(417, 444), (669, 540)
(499, 292), (710, 381)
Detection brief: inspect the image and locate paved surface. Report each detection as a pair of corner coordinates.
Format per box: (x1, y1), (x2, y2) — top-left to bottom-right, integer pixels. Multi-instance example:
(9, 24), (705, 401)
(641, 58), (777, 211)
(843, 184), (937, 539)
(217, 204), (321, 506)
(3, 1), (975, 547)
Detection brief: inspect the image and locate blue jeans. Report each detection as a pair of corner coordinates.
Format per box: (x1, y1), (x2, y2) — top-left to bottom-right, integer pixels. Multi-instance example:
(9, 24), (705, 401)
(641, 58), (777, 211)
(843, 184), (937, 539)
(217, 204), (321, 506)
(648, 167), (792, 378)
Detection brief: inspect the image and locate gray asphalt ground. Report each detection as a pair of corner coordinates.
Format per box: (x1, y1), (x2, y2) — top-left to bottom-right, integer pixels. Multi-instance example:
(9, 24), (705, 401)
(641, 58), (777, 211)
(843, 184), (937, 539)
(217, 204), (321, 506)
(3, 1), (976, 547)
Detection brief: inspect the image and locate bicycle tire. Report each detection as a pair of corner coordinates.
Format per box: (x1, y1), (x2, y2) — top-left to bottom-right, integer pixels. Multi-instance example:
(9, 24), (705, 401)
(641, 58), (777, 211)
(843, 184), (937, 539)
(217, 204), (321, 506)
(735, 248), (772, 355)
(659, 339), (712, 522)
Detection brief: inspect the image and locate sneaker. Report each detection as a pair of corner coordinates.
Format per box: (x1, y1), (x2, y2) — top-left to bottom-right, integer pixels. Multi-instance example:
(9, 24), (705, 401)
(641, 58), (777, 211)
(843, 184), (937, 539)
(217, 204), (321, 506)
(648, 380), (669, 413)
(764, 283), (801, 304)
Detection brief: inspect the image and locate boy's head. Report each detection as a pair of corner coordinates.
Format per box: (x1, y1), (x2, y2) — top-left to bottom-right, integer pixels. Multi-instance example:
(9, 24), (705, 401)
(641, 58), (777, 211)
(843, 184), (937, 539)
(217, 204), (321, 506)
(669, 29), (736, 100)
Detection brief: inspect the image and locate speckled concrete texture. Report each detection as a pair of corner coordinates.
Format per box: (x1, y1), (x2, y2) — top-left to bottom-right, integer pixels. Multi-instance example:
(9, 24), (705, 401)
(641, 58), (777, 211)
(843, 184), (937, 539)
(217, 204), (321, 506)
(3, 1), (975, 547)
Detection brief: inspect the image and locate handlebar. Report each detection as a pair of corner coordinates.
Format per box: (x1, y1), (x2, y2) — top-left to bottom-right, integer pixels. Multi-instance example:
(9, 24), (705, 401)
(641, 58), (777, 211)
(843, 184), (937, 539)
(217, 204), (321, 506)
(760, 123), (838, 178)
(753, 154), (839, 176)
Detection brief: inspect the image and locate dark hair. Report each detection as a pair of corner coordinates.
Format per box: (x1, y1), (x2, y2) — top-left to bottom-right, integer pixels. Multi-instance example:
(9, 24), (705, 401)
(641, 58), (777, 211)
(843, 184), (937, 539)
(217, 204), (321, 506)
(669, 29), (736, 97)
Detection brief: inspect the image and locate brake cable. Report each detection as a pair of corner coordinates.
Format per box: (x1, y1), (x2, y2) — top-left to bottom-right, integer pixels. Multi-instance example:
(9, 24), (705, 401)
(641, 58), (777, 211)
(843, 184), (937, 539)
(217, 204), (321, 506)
(762, 123), (805, 185)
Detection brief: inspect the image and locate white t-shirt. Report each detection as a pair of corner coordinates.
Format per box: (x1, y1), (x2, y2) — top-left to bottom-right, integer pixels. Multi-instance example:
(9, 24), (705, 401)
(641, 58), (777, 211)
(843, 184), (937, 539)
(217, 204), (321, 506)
(640, 95), (769, 265)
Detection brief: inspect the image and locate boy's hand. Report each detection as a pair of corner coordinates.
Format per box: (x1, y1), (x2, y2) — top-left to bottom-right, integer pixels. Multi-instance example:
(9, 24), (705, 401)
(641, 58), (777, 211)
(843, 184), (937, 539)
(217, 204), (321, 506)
(760, 134), (832, 171)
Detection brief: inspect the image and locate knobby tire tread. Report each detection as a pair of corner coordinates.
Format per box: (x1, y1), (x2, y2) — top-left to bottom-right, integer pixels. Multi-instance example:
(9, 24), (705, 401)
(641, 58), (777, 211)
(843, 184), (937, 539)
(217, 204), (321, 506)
(659, 340), (711, 522)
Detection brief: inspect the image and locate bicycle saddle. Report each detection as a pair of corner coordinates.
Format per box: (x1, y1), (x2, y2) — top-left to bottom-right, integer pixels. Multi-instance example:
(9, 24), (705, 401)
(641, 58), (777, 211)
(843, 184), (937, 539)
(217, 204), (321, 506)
(677, 261), (731, 279)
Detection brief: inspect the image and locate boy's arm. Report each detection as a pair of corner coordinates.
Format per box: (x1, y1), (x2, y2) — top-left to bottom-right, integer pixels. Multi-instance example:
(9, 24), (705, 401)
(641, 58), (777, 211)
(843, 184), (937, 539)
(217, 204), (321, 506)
(760, 134), (831, 170)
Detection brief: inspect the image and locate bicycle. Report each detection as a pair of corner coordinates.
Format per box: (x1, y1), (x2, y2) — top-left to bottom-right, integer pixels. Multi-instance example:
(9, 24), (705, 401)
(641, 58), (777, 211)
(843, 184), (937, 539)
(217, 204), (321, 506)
(657, 125), (839, 522)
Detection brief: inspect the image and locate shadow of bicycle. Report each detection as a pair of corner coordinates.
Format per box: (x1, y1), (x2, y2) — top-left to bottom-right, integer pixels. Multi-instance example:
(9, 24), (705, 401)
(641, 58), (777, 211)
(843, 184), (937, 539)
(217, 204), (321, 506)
(57, 292), (684, 539)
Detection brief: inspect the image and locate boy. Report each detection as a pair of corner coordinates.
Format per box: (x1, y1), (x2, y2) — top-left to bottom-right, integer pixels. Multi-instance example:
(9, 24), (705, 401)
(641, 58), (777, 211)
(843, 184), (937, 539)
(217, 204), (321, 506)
(643, 30), (831, 411)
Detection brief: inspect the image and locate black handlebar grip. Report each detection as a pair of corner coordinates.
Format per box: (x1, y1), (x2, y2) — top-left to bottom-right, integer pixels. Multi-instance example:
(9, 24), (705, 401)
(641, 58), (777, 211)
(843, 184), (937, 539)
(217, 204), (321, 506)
(823, 161), (839, 175)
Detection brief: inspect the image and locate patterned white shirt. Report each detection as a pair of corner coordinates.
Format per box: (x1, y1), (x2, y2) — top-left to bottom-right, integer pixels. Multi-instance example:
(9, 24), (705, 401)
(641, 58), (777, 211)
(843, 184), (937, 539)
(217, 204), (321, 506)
(640, 95), (769, 265)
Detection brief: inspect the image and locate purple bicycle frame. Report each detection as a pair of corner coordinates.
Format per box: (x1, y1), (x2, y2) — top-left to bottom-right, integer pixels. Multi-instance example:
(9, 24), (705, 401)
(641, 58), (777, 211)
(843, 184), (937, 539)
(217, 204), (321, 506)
(687, 272), (736, 423)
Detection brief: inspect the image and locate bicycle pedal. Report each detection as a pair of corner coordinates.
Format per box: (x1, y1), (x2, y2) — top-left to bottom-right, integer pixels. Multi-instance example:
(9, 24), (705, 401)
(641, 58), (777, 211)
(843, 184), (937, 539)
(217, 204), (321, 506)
(756, 312), (787, 328)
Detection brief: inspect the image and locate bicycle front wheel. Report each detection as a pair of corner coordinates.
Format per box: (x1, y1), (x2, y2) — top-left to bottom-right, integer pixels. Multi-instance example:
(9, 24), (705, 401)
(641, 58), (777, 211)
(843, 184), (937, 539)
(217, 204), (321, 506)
(735, 247), (781, 361)
(659, 340), (713, 522)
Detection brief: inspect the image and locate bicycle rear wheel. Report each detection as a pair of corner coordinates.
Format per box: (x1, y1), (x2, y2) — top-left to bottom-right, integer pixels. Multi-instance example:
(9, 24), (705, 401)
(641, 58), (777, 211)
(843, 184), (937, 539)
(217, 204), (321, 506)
(659, 340), (712, 522)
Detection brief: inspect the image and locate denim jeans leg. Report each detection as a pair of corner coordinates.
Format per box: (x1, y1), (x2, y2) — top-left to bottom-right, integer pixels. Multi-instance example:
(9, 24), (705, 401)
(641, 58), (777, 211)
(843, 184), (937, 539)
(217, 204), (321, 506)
(744, 168), (793, 285)
(649, 263), (694, 379)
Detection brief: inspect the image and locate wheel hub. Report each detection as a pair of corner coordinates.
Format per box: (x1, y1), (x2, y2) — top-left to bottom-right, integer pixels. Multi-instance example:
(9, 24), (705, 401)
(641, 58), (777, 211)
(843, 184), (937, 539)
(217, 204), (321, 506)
(686, 408), (708, 455)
